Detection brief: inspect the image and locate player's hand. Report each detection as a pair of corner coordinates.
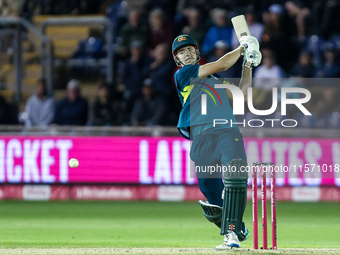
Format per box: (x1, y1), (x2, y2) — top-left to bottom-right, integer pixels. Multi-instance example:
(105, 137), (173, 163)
(243, 49), (262, 68)
(239, 35), (259, 51)
(240, 36), (261, 68)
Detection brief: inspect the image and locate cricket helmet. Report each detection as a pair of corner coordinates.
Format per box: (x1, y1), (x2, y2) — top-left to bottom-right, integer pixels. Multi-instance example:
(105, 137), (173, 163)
(172, 34), (200, 66)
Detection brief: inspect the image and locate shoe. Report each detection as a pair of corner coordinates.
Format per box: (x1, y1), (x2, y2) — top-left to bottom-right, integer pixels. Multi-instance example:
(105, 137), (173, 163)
(218, 222), (249, 243)
(239, 222), (249, 242)
(215, 231), (240, 250)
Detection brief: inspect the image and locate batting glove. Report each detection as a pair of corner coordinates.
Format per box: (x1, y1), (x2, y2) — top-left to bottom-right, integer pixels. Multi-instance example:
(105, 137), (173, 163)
(240, 36), (261, 68)
(239, 35), (259, 52)
(243, 49), (262, 68)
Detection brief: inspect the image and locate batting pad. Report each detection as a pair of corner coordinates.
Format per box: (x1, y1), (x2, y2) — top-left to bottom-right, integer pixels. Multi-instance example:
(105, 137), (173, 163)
(199, 200), (222, 228)
(220, 159), (248, 236)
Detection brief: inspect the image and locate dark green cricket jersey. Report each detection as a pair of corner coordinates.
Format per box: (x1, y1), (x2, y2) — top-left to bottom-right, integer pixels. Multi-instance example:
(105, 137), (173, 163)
(174, 65), (239, 140)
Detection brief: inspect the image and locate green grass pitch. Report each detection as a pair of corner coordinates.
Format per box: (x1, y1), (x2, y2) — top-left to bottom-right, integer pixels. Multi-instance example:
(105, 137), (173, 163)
(0, 200), (339, 248)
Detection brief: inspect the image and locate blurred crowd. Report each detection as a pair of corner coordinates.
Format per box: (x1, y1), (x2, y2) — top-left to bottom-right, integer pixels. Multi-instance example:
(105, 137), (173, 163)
(0, 0), (340, 128)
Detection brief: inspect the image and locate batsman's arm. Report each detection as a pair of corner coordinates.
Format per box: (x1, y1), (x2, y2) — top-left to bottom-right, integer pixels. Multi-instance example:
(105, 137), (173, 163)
(197, 46), (244, 78)
(239, 66), (252, 102)
(224, 66), (252, 100)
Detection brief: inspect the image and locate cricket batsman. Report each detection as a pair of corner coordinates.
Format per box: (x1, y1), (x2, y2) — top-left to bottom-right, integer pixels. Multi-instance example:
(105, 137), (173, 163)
(172, 34), (261, 249)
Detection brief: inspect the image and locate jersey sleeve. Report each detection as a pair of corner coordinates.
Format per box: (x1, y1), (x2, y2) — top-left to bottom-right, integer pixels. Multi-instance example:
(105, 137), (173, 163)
(174, 65), (199, 91)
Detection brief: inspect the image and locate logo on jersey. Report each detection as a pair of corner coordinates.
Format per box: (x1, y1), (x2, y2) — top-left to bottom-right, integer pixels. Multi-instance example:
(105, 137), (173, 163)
(180, 84), (194, 104)
(178, 36), (187, 42)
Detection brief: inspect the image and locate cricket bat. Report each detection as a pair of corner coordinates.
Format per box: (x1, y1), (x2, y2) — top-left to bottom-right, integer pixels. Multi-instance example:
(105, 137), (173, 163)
(231, 15), (251, 40)
(231, 15), (254, 58)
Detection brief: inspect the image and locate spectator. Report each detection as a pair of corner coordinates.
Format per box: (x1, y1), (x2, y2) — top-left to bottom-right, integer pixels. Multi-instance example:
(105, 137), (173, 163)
(24, 79), (55, 127)
(105, 0), (128, 38)
(175, 0), (214, 23)
(207, 40), (237, 78)
(91, 84), (113, 126)
(148, 8), (175, 52)
(130, 80), (166, 126)
(144, 0), (178, 20)
(54, 79), (88, 125)
(254, 49), (286, 86)
(174, 0), (213, 33)
(231, 8), (264, 49)
(261, 4), (297, 72)
(229, 1), (258, 13)
(119, 9), (148, 57)
(290, 51), (315, 77)
(73, 35), (104, 60)
(71, 34), (105, 73)
(262, 4), (286, 39)
(314, 49), (340, 78)
(90, 84), (125, 126)
(201, 8), (233, 56)
(311, 0), (340, 39)
(149, 43), (176, 100)
(285, 1), (312, 42)
(181, 8), (208, 46)
(120, 40), (151, 115)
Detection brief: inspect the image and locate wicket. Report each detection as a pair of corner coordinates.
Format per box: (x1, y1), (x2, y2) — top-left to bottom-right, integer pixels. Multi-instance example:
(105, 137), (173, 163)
(252, 162), (277, 250)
